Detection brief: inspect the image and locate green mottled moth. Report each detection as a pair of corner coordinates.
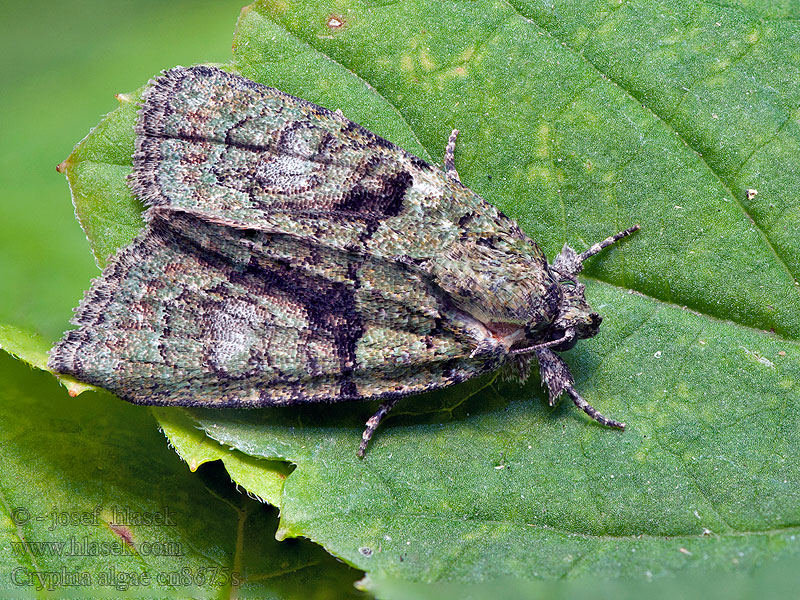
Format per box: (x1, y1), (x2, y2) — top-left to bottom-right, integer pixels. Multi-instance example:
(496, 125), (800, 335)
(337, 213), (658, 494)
(50, 66), (638, 456)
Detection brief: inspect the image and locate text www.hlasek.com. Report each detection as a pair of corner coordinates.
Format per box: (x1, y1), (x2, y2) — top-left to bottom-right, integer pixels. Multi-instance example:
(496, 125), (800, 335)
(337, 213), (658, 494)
(10, 535), (184, 558)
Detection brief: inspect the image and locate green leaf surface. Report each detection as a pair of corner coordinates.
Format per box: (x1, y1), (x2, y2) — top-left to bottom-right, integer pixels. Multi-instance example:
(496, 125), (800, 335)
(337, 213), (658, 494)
(0, 324), (50, 370)
(0, 354), (363, 598)
(30, 0), (800, 589)
(369, 553), (800, 600)
(154, 407), (291, 507)
(0, 323), (94, 397)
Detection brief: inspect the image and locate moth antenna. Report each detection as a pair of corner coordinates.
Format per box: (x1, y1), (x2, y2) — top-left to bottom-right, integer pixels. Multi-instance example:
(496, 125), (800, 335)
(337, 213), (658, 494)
(578, 225), (640, 264)
(509, 328), (575, 356)
(565, 385), (625, 430)
(358, 397), (401, 458)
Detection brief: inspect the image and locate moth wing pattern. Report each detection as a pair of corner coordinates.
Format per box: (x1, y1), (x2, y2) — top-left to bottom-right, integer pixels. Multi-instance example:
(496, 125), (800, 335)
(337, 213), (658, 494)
(131, 64), (498, 252)
(49, 210), (496, 407)
(130, 66), (560, 328)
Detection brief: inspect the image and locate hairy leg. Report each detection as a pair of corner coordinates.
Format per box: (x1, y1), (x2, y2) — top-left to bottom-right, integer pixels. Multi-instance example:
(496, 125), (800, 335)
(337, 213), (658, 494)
(444, 129), (461, 183)
(535, 348), (625, 429)
(358, 397), (401, 457)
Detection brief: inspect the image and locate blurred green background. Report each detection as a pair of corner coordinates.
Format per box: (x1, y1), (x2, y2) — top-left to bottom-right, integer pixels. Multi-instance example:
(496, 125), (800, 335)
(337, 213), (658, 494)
(0, 0), (245, 343)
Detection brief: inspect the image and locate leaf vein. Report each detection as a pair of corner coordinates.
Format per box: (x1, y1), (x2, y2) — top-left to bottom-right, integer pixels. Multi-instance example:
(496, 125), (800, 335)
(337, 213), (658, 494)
(583, 275), (800, 345)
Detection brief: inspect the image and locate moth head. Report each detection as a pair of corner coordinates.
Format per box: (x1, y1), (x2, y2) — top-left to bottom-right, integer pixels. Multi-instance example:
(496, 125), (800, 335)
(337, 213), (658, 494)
(508, 226), (640, 358)
(509, 273), (599, 358)
(551, 276), (601, 348)
(517, 225), (641, 355)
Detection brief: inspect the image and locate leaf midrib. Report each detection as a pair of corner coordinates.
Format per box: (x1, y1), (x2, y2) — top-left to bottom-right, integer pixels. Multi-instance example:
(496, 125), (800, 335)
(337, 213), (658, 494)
(583, 276), (800, 344)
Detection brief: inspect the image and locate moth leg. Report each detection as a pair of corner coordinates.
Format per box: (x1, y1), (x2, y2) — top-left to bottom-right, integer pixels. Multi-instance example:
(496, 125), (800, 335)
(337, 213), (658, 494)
(358, 397), (401, 458)
(534, 348), (572, 407)
(577, 225), (641, 268)
(565, 387), (625, 430)
(535, 348), (625, 429)
(444, 129), (461, 183)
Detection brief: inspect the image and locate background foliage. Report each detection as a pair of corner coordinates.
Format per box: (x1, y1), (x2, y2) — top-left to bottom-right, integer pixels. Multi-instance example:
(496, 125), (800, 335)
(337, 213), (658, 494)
(2, 0), (799, 597)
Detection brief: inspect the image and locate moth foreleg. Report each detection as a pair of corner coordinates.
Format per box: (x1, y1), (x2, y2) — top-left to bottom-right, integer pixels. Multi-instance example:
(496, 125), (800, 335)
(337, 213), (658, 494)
(535, 348), (625, 429)
(552, 225), (640, 278)
(534, 348), (573, 407)
(358, 397), (401, 458)
(444, 129), (461, 183)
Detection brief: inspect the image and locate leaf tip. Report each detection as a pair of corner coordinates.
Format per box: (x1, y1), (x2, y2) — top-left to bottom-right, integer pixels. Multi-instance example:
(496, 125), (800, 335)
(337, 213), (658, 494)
(59, 375), (97, 397)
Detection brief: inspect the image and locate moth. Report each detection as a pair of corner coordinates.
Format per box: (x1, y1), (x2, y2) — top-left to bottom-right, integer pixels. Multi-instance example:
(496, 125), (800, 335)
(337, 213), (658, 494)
(50, 65), (639, 457)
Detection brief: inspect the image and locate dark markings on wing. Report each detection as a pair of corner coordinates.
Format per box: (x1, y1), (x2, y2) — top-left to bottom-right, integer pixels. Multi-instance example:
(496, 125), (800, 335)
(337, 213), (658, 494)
(129, 67), (537, 257)
(132, 66), (419, 218)
(48, 211), (494, 407)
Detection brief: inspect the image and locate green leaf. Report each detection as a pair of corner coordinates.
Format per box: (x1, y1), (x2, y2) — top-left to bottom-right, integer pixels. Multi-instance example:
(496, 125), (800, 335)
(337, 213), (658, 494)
(33, 0), (800, 588)
(0, 354), (364, 597)
(153, 407), (291, 507)
(369, 553), (800, 600)
(0, 323), (95, 396)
